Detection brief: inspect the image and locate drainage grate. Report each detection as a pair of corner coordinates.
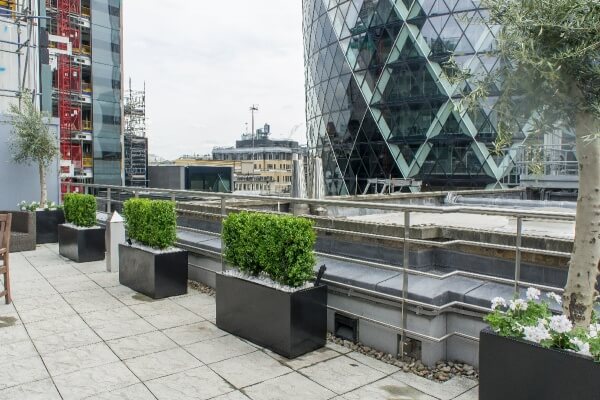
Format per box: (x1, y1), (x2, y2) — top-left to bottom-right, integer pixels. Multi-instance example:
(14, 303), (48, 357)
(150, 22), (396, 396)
(334, 313), (358, 342)
(399, 335), (422, 359)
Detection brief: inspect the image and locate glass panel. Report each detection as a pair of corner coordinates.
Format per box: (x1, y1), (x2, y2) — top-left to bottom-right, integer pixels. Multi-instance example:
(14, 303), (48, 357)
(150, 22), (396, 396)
(91, 24), (120, 66)
(91, 0), (121, 29)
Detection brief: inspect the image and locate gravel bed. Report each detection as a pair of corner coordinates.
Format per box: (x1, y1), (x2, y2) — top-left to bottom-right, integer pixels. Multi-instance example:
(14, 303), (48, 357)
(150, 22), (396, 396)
(327, 333), (479, 382)
(188, 280), (216, 297)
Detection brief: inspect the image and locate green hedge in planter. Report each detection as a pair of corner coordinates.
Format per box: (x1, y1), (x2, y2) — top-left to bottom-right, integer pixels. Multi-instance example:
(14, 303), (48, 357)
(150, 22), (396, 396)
(123, 198), (177, 250)
(63, 193), (96, 227)
(223, 212), (316, 288)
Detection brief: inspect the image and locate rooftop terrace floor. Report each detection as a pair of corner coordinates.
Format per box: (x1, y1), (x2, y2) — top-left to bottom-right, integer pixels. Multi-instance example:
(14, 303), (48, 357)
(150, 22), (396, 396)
(0, 245), (477, 400)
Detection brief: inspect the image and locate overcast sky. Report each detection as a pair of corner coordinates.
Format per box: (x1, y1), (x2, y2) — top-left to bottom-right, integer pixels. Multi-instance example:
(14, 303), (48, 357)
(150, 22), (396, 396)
(123, 0), (306, 160)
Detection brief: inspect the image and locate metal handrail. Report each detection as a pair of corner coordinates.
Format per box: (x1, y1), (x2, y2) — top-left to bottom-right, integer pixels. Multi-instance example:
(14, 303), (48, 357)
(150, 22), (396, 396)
(76, 183), (576, 221)
(71, 182), (573, 357)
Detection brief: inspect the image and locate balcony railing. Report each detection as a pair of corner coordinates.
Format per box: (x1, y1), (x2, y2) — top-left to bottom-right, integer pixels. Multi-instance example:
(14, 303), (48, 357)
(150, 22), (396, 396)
(64, 182), (575, 354)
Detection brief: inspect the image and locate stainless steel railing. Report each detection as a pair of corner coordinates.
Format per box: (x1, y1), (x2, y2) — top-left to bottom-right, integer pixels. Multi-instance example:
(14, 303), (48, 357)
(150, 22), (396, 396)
(68, 183), (575, 354)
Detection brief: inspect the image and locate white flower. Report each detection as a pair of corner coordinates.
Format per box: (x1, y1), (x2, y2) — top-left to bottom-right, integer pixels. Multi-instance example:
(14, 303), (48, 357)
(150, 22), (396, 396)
(526, 288), (541, 301)
(523, 322), (551, 343)
(571, 338), (592, 357)
(589, 323), (600, 339)
(491, 297), (507, 310)
(546, 292), (562, 305)
(509, 299), (528, 312)
(549, 315), (573, 334)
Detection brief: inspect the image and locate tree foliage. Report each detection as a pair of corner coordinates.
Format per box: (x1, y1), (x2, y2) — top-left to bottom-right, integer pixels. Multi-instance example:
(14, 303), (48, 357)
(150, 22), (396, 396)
(458, 0), (600, 328)
(447, 0), (600, 145)
(8, 91), (59, 170)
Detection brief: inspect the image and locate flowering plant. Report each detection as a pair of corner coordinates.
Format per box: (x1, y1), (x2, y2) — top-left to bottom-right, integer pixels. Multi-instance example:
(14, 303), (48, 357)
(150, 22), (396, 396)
(18, 200), (62, 212)
(485, 287), (600, 361)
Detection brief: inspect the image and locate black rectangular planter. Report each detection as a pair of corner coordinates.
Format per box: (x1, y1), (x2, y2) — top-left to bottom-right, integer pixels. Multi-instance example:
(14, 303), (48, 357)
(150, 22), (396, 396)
(119, 244), (188, 299)
(58, 224), (105, 263)
(480, 328), (600, 400)
(36, 210), (65, 244)
(216, 273), (327, 359)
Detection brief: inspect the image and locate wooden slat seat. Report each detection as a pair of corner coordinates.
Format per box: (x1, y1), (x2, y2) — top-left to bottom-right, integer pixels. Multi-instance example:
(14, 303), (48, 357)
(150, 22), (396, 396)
(0, 213), (12, 304)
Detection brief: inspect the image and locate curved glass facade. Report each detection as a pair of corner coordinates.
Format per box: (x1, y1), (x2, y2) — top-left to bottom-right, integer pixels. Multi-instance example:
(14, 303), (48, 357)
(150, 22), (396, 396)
(303, 0), (527, 195)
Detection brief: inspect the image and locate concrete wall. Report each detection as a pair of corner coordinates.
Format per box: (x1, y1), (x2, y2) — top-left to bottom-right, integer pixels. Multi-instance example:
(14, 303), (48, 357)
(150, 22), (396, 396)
(0, 115), (60, 210)
(148, 166), (185, 190)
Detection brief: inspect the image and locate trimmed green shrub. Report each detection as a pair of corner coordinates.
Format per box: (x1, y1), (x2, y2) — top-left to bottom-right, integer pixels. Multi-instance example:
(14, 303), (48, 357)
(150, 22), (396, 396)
(63, 193), (96, 227)
(123, 198), (177, 250)
(223, 212), (316, 288)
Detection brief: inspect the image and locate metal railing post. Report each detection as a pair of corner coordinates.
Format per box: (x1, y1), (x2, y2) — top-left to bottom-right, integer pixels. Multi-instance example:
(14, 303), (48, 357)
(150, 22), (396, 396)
(400, 211), (410, 359)
(220, 197), (227, 272)
(134, 191), (139, 198)
(106, 188), (111, 213)
(514, 216), (523, 293)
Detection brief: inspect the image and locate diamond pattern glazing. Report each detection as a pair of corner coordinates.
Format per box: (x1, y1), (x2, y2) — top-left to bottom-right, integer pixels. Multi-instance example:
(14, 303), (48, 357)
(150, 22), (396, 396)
(303, 0), (529, 195)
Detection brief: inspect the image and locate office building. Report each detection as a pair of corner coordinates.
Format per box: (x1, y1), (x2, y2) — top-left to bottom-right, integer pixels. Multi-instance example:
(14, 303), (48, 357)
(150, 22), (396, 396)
(302, 0), (575, 195)
(42, 0), (123, 194)
(212, 124), (308, 194)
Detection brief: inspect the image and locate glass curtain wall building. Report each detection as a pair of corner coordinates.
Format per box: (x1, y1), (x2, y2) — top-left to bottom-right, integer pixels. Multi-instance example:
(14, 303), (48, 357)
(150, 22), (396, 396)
(303, 0), (533, 195)
(41, 0), (123, 190)
(91, 0), (123, 185)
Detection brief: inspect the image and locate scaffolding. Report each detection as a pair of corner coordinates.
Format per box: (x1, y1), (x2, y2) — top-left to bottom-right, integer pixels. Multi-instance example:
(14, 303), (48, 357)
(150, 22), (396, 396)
(46, 0), (93, 195)
(0, 0), (41, 107)
(124, 79), (148, 187)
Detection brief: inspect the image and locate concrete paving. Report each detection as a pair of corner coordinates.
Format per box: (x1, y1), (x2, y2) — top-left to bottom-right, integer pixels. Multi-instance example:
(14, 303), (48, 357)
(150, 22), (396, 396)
(0, 245), (478, 400)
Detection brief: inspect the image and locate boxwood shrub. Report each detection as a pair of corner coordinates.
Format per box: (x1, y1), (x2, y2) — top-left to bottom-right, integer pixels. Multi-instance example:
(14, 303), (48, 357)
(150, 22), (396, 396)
(223, 212), (316, 288)
(63, 193), (96, 227)
(123, 198), (177, 250)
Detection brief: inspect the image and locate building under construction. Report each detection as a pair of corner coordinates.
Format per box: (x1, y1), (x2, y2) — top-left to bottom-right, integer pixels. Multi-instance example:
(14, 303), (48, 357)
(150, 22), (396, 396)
(42, 0), (123, 194)
(124, 80), (148, 187)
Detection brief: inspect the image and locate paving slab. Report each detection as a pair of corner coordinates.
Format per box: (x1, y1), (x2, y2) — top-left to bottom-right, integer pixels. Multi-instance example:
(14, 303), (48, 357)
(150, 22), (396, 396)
(125, 347), (202, 381)
(185, 334), (257, 364)
(0, 378), (62, 400)
(210, 351), (293, 389)
(342, 377), (437, 400)
(145, 366), (234, 400)
(300, 355), (387, 395)
(244, 372), (335, 400)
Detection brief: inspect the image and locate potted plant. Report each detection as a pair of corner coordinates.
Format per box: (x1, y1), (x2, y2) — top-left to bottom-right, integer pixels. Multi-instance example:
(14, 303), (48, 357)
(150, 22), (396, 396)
(216, 212), (327, 359)
(7, 91), (59, 219)
(480, 289), (600, 400)
(58, 193), (105, 262)
(119, 198), (188, 299)
(19, 201), (65, 244)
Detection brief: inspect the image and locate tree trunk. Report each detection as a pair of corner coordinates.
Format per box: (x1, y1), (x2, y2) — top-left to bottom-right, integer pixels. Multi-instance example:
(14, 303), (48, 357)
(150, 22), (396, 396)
(563, 112), (600, 327)
(39, 163), (47, 207)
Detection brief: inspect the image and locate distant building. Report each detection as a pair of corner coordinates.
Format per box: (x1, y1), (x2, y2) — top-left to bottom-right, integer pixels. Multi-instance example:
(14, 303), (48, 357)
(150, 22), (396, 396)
(148, 154), (170, 165)
(212, 124), (308, 194)
(148, 165), (233, 193)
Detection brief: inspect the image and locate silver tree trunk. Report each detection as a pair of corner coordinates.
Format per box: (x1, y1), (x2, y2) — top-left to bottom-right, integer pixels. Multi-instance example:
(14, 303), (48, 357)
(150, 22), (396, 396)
(563, 113), (600, 327)
(39, 163), (47, 206)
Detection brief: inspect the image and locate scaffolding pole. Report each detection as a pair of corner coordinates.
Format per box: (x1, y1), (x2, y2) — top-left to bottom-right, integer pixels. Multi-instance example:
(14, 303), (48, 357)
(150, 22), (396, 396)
(124, 78), (148, 187)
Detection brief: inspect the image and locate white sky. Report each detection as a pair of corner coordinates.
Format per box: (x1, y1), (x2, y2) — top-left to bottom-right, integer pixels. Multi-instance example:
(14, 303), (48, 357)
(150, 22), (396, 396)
(123, 0), (307, 160)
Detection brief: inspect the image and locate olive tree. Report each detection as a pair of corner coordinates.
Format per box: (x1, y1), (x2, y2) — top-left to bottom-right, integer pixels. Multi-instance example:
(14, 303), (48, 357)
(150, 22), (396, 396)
(454, 0), (599, 327)
(8, 91), (59, 206)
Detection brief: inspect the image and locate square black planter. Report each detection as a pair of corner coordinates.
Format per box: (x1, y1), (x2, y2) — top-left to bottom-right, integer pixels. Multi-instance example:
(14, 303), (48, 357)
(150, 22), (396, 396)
(119, 244), (188, 299)
(216, 273), (327, 359)
(36, 210), (65, 244)
(480, 328), (600, 400)
(58, 224), (105, 263)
